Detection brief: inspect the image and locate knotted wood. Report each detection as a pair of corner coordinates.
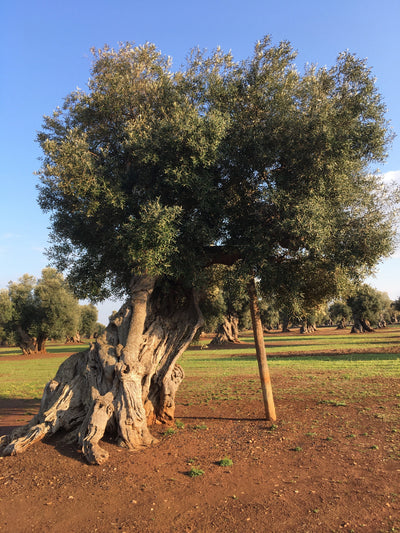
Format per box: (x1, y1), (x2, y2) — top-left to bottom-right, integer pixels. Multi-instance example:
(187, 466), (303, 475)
(0, 277), (204, 464)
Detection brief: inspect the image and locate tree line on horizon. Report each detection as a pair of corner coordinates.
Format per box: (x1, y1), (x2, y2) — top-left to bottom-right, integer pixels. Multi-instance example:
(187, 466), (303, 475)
(0, 268), (105, 354)
(196, 265), (400, 343)
(1, 264), (398, 355)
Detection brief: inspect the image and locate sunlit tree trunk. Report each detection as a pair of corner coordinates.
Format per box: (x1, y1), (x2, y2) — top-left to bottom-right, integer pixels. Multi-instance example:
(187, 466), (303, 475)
(209, 313), (241, 345)
(1, 276), (204, 464)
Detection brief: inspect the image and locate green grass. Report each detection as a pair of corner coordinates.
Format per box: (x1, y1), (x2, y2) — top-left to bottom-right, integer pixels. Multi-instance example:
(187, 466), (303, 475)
(179, 329), (400, 407)
(0, 357), (68, 399)
(218, 457), (234, 467)
(0, 343), (90, 399)
(0, 330), (399, 402)
(0, 343), (89, 358)
(180, 350), (400, 379)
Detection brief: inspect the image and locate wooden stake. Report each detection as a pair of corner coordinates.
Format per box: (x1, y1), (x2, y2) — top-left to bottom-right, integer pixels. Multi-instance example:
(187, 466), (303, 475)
(248, 277), (277, 422)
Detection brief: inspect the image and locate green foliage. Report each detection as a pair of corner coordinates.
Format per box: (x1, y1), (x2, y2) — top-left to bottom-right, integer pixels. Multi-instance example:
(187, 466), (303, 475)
(94, 322), (106, 337)
(188, 466), (204, 477)
(199, 264), (250, 333)
(33, 268), (80, 340)
(347, 284), (392, 325)
(0, 290), (14, 345)
(37, 43), (229, 299)
(79, 303), (98, 338)
(218, 457), (233, 467)
(2, 268), (82, 352)
(329, 301), (352, 324)
(36, 38), (397, 305)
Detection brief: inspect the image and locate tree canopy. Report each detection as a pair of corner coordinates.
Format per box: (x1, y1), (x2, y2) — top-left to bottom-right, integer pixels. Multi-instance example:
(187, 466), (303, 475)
(37, 37), (398, 303)
(1, 268), (89, 353)
(347, 284), (392, 330)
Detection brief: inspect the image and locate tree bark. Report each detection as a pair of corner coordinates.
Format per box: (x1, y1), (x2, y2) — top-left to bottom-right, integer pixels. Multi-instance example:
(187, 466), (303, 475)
(35, 333), (48, 353)
(209, 314), (241, 345)
(16, 326), (37, 355)
(281, 316), (291, 333)
(350, 317), (374, 333)
(0, 276), (204, 464)
(299, 321), (317, 334)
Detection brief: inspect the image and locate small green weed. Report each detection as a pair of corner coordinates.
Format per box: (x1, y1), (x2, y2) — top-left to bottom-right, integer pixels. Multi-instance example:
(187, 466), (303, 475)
(188, 467), (204, 477)
(193, 423), (208, 430)
(163, 428), (176, 436)
(318, 400), (347, 407)
(218, 457), (233, 467)
(292, 446), (303, 452)
(175, 419), (185, 429)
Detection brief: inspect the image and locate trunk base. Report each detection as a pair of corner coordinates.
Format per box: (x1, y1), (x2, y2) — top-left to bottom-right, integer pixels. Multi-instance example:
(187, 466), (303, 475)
(209, 314), (241, 345)
(1, 279), (203, 464)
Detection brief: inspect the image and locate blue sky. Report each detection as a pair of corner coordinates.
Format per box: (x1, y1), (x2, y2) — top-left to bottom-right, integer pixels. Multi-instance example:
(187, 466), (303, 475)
(1, 0), (400, 323)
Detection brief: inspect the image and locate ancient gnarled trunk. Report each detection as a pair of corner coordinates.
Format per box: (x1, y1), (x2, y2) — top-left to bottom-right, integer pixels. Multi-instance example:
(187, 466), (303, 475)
(209, 313), (241, 345)
(16, 326), (37, 355)
(299, 321), (317, 334)
(350, 317), (374, 333)
(15, 327), (47, 355)
(0, 276), (203, 464)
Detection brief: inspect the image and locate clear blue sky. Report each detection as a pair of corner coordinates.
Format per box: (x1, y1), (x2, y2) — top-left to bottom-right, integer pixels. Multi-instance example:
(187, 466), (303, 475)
(1, 0), (400, 323)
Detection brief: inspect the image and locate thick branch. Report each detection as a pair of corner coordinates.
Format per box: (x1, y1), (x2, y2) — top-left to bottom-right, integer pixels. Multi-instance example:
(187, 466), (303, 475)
(203, 246), (242, 267)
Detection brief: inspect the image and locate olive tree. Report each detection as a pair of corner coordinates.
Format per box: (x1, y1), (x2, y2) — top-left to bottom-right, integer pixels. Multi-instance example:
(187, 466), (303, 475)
(2, 38), (397, 463)
(4, 269), (80, 354)
(79, 304), (99, 339)
(347, 285), (393, 332)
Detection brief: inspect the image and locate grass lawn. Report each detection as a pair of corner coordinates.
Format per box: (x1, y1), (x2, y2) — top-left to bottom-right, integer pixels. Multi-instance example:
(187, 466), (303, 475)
(0, 327), (399, 401)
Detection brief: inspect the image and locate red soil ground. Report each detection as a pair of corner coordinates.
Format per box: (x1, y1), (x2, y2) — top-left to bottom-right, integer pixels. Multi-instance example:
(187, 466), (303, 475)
(0, 343), (399, 532)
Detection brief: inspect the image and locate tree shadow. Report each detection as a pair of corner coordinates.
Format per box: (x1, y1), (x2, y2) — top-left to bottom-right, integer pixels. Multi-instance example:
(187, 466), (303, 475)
(0, 398), (41, 436)
(178, 415), (268, 422)
(41, 430), (88, 463)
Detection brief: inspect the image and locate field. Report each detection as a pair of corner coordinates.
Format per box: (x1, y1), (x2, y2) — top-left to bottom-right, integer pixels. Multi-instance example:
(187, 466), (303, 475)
(0, 327), (399, 532)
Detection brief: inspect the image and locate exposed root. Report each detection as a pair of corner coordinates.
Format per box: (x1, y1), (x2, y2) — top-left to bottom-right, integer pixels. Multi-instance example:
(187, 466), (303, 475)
(0, 278), (204, 464)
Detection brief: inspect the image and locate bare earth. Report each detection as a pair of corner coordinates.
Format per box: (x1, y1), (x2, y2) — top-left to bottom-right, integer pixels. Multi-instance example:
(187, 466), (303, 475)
(0, 345), (399, 532)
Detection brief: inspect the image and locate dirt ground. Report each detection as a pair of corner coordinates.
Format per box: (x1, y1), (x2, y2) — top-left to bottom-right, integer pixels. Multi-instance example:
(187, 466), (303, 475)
(0, 347), (399, 533)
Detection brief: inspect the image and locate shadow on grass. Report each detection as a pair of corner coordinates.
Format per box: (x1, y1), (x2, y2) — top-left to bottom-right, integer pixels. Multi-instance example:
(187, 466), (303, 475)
(203, 352), (400, 363)
(0, 344), (89, 358)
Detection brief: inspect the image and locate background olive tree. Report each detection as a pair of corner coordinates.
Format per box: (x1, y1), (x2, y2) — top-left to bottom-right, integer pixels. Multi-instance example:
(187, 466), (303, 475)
(1, 269), (80, 353)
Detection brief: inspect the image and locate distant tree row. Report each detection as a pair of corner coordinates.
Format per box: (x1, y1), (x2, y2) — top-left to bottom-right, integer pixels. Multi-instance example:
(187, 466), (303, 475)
(198, 266), (399, 339)
(0, 268), (105, 354)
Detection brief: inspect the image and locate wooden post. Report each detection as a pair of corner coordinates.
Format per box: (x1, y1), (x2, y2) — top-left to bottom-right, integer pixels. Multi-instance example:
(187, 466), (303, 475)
(248, 277), (277, 422)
